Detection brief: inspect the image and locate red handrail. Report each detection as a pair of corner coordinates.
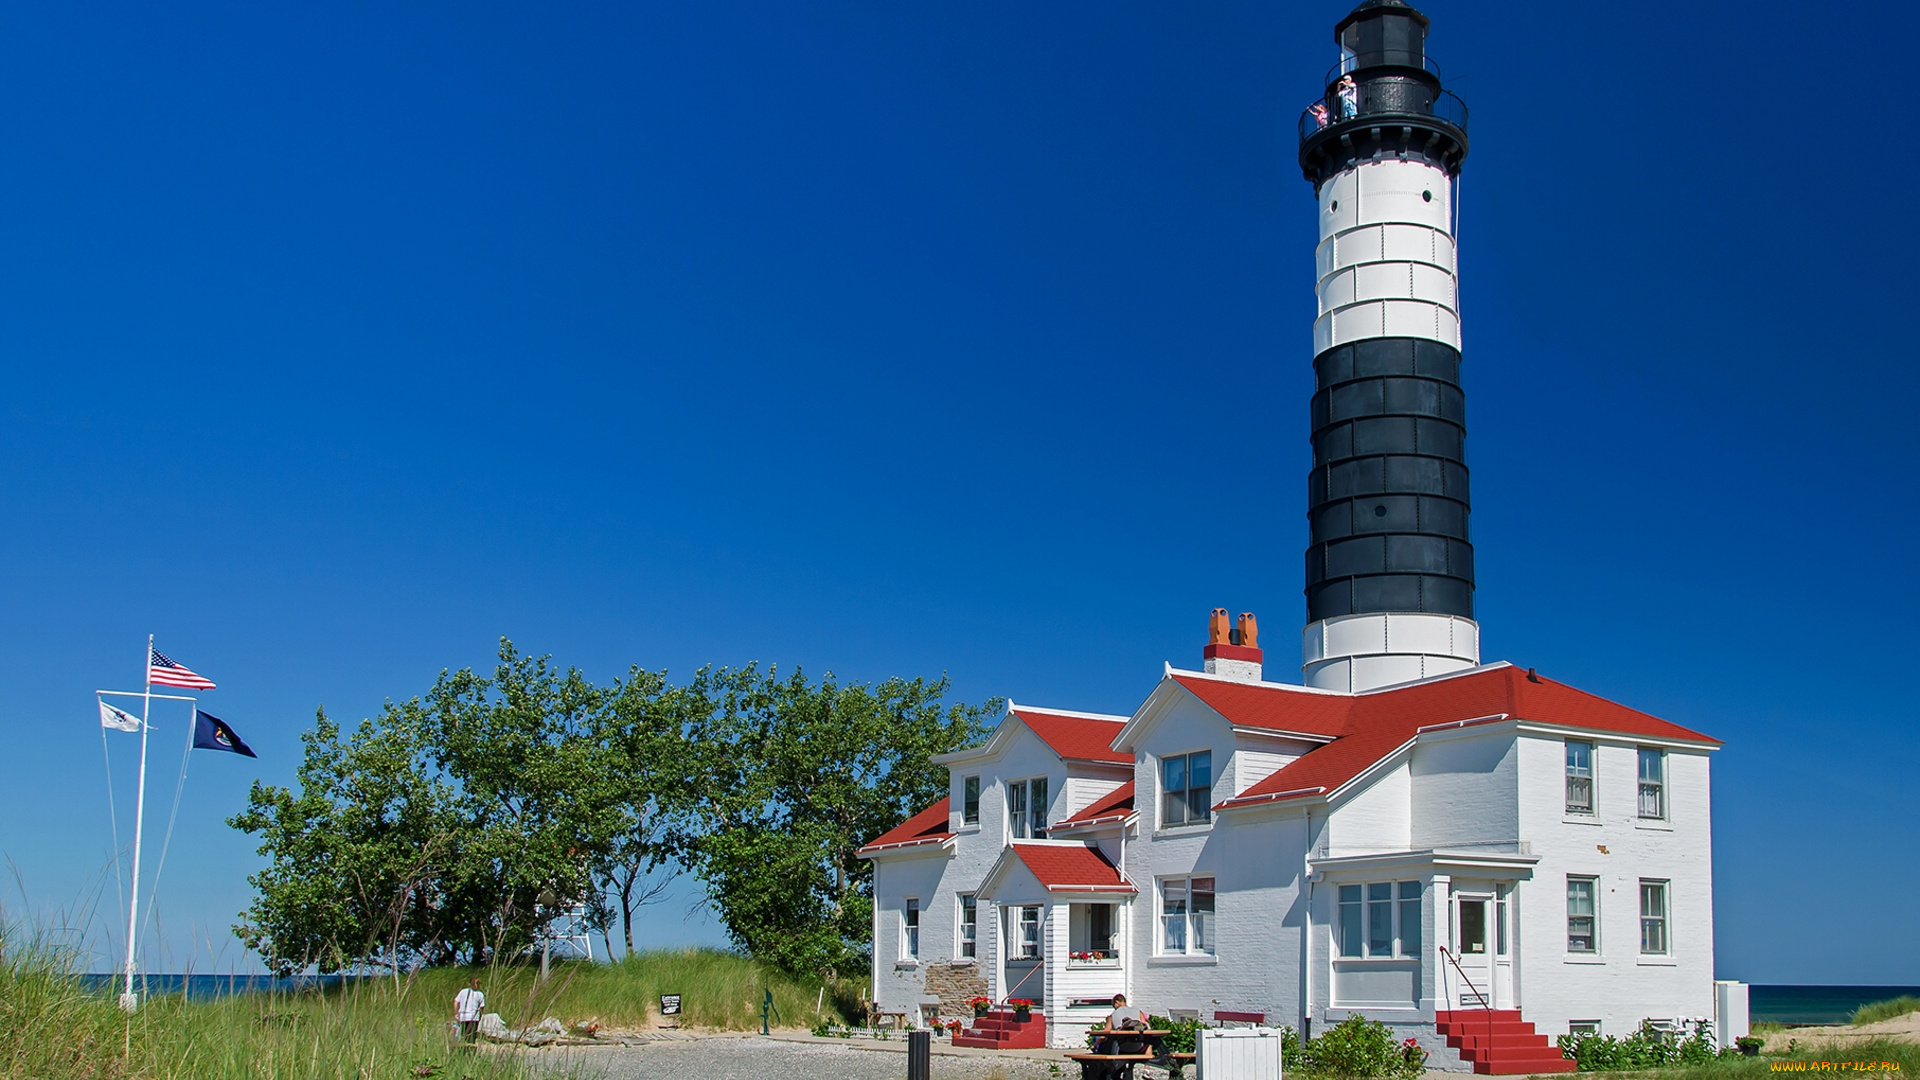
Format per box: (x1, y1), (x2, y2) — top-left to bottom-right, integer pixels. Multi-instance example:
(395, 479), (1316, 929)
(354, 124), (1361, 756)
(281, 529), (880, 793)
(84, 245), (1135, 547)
(1438, 946), (1494, 1060)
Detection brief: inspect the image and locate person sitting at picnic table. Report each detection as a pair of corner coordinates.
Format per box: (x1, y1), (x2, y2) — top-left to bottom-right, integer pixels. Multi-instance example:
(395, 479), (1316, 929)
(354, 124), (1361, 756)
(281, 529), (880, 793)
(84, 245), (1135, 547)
(454, 976), (485, 1041)
(1094, 994), (1150, 1054)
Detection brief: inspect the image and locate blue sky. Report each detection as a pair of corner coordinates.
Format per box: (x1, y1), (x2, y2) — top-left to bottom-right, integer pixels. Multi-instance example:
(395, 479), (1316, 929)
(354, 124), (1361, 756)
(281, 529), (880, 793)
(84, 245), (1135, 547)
(1, 0), (1914, 986)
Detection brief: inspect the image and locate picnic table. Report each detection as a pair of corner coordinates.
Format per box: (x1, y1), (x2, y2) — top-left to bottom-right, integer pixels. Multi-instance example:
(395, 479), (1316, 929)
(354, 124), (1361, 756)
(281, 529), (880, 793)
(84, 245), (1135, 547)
(1069, 1029), (1172, 1080)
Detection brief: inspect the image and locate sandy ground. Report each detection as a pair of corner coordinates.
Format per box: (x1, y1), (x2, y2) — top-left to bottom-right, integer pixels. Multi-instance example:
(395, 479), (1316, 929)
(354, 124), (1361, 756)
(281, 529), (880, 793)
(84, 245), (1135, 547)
(1764, 1012), (1920, 1053)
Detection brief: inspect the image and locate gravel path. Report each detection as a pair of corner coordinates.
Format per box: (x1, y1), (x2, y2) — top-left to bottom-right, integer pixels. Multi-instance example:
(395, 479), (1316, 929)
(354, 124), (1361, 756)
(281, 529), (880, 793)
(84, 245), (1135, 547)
(527, 1035), (1072, 1080)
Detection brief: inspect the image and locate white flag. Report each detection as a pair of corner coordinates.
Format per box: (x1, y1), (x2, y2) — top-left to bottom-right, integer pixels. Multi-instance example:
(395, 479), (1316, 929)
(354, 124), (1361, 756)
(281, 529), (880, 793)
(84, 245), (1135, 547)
(100, 699), (141, 733)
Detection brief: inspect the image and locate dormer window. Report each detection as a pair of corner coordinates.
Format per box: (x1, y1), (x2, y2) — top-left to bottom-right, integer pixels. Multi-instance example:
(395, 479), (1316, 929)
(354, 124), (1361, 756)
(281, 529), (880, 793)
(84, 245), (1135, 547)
(1008, 777), (1048, 839)
(962, 776), (980, 825)
(1160, 750), (1212, 827)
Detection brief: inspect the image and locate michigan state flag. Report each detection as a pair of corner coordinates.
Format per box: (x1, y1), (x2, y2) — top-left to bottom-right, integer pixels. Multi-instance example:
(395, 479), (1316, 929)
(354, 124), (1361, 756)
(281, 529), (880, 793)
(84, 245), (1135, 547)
(193, 710), (257, 758)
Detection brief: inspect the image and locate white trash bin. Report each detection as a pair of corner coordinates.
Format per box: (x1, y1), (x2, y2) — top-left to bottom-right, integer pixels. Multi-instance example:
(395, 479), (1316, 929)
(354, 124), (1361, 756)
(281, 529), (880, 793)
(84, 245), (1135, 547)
(1198, 1026), (1283, 1080)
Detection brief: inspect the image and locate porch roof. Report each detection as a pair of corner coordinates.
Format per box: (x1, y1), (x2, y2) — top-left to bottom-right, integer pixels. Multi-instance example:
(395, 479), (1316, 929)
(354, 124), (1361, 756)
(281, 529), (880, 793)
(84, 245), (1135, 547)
(1051, 780), (1136, 831)
(980, 841), (1137, 897)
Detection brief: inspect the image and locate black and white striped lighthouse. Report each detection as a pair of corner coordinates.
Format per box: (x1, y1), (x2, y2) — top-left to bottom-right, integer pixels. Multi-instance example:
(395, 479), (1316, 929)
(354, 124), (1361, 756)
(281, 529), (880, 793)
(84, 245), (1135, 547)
(1297, 1), (1477, 692)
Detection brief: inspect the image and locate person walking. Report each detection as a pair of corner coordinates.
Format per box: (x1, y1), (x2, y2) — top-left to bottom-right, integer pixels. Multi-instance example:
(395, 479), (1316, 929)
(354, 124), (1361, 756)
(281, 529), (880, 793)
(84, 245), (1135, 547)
(454, 976), (486, 1042)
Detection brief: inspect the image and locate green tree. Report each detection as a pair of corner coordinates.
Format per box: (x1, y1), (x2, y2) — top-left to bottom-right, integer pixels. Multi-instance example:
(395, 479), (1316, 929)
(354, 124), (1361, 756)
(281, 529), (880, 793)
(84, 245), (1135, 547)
(677, 667), (996, 978)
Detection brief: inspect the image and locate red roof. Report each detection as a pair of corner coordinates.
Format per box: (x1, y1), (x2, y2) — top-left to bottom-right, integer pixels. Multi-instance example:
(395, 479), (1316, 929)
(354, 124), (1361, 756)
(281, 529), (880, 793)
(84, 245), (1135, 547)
(1054, 781), (1136, 829)
(857, 796), (953, 855)
(1197, 665), (1718, 810)
(1014, 707), (1130, 764)
(1009, 842), (1136, 893)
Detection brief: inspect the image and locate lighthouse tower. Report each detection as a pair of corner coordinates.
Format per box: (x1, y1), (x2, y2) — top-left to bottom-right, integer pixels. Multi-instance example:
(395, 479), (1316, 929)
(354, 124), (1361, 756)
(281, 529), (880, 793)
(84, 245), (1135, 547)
(1297, 1), (1476, 692)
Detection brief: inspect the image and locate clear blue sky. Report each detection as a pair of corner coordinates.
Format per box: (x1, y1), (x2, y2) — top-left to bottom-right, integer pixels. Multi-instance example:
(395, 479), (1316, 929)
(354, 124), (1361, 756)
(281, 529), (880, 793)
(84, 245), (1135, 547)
(1, 0), (1913, 986)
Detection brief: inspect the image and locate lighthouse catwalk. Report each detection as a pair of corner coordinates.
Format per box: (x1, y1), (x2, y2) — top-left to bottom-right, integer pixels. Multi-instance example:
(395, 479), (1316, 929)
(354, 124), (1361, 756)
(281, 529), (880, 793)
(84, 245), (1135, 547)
(865, 3), (1741, 1066)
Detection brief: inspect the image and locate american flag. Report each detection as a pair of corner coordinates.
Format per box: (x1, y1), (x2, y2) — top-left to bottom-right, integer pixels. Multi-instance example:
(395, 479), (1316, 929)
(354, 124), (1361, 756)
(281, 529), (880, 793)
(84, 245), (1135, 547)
(149, 648), (216, 690)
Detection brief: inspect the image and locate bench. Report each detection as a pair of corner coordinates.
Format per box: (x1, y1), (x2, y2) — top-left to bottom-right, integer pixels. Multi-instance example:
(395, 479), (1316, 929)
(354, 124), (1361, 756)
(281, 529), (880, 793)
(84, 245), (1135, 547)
(1165, 1051), (1198, 1078)
(871, 1008), (910, 1033)
(1213, 1010), (1265, 1026)
(1066, 1051), (1157, 1080)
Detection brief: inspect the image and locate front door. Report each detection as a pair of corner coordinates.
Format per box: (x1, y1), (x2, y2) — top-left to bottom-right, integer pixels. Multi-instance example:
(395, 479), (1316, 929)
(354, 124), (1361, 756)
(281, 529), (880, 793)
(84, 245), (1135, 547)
(1002, 904), (1045, 1005)
(1451, 893), (1494, 1008)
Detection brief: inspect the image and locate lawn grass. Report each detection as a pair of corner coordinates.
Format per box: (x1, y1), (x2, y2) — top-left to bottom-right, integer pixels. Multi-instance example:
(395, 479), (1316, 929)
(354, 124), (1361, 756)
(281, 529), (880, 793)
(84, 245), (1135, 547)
(1567, 1039), (1919, 1079)
(3, 920), (862, 1080)
(1852, 995), (1920, 1026)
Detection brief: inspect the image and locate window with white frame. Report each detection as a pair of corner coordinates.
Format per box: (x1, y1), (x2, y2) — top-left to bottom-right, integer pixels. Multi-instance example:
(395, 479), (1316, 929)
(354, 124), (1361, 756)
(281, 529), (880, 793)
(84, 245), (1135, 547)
(1160, 876), (1215, 955)
(1160, 750), (1212, 827)
(1011, 904), (1042, 960)
(1567, 876), (1598, 953)
(1640, 880), (1669, 955)
(963, 776), (980, 825)
(1008, 777), (1048, 839)
(1638, 747), (1666, 819)
(903, 898), (919, 960)
(959, 894), (977, 959)
(1337, 880), (1422, 958)
(1569, 1021), (1602, 1037)
(1565, 739), (1594, 814)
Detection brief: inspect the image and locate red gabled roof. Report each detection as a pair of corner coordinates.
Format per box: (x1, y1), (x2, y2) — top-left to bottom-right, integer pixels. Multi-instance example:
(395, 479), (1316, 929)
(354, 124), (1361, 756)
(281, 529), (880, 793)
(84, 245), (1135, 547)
(1198, 665), (1718, 810)
(1054, 781), (1136, 829)
(857, 796), (953, 856)
(1009, 842), (1136, 893)
(1013, 707), (1130, 764)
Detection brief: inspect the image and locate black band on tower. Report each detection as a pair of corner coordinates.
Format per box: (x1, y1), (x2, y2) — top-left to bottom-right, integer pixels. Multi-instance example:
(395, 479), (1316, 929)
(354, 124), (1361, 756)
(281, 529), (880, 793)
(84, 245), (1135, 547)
(1305, 336), (1473, 622)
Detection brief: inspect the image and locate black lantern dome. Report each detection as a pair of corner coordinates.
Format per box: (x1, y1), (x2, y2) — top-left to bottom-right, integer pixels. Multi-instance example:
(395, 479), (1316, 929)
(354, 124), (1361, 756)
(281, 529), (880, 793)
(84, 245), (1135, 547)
(1297, 0), (1468, 188)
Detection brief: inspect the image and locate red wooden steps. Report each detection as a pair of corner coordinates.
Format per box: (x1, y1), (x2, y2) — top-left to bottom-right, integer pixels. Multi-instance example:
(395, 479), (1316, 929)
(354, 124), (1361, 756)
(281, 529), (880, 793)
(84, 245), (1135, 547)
(1435, 1010), (1576, 1074)
(951, 1011), (1047, 1050)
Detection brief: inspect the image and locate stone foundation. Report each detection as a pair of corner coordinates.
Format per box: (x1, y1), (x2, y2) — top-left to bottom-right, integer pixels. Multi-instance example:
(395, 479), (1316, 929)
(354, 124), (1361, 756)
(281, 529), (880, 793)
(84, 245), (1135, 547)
(921, 958), (989, 1021)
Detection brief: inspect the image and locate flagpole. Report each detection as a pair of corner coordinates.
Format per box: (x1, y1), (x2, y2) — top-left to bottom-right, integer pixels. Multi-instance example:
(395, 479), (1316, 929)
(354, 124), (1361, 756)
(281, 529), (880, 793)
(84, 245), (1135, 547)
(121, 634), (154, 1013)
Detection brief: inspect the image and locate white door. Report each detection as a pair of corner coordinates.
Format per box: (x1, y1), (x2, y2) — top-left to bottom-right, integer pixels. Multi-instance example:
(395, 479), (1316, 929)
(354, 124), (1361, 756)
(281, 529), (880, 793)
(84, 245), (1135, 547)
(1450, 892), (1494, 1008)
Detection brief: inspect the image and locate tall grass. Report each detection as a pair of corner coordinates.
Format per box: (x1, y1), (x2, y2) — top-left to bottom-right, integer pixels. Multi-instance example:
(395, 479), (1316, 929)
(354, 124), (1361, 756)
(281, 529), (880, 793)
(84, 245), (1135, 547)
(2, 920), (860, 1080)
(1852, 996), (1920, 1026)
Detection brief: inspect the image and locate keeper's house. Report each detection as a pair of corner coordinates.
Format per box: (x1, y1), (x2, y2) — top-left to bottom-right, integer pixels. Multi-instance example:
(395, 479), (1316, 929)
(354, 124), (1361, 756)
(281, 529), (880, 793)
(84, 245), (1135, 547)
(860, 643), (1720, 1063)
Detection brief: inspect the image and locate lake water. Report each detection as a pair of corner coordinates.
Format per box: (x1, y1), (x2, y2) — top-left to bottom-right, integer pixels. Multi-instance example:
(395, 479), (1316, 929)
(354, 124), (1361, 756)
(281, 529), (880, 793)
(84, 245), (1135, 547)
(77, 973), (370, 999)
(1749, 985), (1920, 1025)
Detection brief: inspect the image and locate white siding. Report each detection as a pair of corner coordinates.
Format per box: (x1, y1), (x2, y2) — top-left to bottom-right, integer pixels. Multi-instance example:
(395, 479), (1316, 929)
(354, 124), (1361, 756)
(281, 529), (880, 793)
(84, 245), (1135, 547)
(1328, 760), (1412, 855)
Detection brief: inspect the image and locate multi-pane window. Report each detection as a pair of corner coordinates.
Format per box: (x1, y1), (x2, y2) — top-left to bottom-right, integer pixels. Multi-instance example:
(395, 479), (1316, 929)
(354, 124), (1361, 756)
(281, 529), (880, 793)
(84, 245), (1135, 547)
(1398, 881), (1422, 957)
(963, 776), (980, 825)
(1565, 740), (1594, 814)
(1638, 748), (1666, 819)
(903, 898), (920, 960)
(1337, 880), (1422, 958)
(1567, 876), (1598, 953)
(1640, 880), (1669, 955)
(1014, 905), (1042, 960)
(959, 894), (977, 959)
(1008, 777), (1048, 839)
(1161, 751), (1213, 827)
(1160, 876), (1216, 955)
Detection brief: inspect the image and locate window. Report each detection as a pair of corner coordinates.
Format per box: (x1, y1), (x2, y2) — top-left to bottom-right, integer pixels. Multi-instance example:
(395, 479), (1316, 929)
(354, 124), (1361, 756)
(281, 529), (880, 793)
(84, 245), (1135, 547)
(1496, 891), (1509, 956)
(1069, 902), (1118, 962)
(1398, 881), (1422, 957)
(1367, 882), (1393, 955)
(1569, 1021), (1602, 1037)
(1567, 876), (1598, 953)
(1014, 905), (1042, 960)
(1640, 880), (1669, 955)
(1338, 880), (1422, 958)
(959, 894), (977, 959)
(1008, 777), (1048, 839)
(1160, 876), (1215, 955)
(1160, 750), (1213, 827)
(1638, 748), (1666, 819)
(1565, 740), (1594, 814)
(963, 776), (980, 825)
(903, 898), (920, 960)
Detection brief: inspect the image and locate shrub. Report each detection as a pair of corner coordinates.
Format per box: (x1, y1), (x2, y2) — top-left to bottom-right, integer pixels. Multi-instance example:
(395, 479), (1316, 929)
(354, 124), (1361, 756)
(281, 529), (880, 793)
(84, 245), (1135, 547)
(1304, 1016), (1426, 1080)
(1557, 1019), (1720, 1071)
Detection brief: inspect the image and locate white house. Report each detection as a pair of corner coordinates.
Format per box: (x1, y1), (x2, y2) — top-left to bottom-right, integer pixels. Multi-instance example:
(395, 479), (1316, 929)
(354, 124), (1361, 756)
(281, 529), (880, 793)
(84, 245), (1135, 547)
(861, 641), (1721, 1065)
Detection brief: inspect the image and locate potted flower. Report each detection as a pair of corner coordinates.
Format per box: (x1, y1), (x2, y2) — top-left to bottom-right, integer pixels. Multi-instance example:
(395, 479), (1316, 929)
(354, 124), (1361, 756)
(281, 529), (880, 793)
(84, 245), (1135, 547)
(967, 996), (992, 1018)
(946, 1020), (966, 1039)
(1009, 998), (1034, 1022)
(1737, 1036), (1765, 1057)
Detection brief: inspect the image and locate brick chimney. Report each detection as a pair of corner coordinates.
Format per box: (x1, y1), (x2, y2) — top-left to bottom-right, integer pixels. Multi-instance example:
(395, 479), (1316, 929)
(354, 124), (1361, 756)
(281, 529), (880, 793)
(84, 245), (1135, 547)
(1203, 608), (1263, 682)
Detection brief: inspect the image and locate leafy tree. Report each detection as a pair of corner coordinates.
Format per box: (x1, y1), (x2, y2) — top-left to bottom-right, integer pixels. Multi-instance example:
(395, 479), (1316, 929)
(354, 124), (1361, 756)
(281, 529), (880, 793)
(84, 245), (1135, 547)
(676, 667), (996, 978)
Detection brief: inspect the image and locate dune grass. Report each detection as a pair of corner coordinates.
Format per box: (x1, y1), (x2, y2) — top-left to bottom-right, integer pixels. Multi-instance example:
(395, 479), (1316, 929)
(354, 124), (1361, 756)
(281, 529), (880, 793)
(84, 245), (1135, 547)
(1852, 996), (1920, 1026)
(2, 919), (863, 1080)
